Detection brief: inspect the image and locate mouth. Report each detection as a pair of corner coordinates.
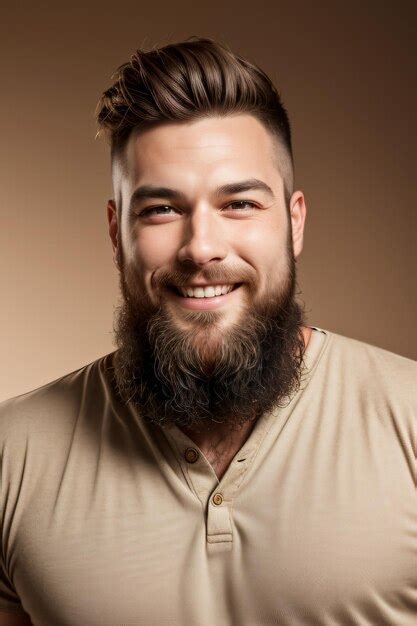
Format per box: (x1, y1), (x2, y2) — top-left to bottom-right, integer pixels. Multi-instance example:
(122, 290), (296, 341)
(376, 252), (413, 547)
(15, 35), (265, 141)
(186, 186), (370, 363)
(165, 283), (244, 310)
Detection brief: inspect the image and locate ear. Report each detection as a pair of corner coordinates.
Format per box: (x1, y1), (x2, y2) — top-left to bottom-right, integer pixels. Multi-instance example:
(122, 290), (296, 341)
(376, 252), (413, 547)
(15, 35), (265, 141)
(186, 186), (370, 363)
(107, 199), (120, 269)
(289, 191), (307, 259)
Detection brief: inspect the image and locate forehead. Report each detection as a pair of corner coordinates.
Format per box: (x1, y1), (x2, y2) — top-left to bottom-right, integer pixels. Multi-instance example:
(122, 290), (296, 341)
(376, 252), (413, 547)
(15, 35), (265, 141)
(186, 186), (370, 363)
(121, 114), (284, 194)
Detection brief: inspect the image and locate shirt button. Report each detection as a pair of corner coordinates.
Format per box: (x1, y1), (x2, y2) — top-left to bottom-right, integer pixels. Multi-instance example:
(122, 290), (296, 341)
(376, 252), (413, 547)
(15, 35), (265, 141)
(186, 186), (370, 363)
(212, 493), (223, 506)
(184, 447), (199, 463)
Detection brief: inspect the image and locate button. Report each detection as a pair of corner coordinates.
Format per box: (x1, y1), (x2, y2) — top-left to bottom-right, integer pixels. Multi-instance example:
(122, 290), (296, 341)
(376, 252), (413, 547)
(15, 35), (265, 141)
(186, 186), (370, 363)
(212, 493), (223, 506)
(184, 447), (199, 463)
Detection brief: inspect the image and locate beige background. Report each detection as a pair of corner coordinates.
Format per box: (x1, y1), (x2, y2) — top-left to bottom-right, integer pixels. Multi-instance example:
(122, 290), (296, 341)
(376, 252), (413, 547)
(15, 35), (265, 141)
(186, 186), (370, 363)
(1, 1), (416, 401)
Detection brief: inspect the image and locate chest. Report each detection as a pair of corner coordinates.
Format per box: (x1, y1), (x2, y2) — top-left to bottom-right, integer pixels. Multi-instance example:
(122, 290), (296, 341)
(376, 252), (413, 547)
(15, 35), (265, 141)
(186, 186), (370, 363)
(7, 385), (417, 626)
(11, 452), (416, 626)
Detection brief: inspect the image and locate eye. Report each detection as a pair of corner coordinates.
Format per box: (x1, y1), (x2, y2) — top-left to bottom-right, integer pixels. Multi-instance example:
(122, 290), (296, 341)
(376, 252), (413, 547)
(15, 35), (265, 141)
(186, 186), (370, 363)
(140, 205), (179, 217)
(225, 200), (258, 211)
(138, 200), (258, 218)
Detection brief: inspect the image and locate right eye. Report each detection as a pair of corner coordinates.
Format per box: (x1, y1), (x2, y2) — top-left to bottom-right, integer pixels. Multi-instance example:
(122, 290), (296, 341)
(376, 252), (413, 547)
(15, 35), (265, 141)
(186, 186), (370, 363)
(140, 205), (179, 217)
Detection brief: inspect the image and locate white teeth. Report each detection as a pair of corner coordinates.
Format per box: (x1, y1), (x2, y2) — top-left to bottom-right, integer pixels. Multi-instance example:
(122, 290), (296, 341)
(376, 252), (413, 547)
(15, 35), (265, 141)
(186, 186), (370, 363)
(177, 284), (236, 298)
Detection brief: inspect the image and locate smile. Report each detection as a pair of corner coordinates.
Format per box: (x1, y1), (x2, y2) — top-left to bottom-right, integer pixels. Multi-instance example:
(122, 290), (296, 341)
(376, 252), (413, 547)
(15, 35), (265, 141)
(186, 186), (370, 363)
(166, 283), (243, 310)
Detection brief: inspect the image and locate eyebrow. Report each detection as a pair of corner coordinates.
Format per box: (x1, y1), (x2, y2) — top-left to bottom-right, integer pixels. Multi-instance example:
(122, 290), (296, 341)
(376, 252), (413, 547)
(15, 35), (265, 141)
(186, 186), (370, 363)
(128, 178), (275, 214)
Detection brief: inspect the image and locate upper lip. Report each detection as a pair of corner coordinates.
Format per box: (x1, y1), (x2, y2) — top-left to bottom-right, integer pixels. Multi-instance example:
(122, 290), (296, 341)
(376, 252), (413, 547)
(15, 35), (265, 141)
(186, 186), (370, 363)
(173, 282), (238, 288)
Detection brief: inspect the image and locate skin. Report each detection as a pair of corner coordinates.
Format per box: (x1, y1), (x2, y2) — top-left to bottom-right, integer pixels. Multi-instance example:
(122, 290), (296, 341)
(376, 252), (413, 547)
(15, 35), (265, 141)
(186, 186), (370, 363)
(107, 113), (310, 477)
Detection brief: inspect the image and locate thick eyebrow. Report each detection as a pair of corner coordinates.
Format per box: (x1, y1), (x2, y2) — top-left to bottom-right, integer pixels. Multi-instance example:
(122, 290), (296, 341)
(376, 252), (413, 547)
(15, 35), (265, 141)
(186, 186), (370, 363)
(128, 178), (275, 215)
(214, 179), (275, 199)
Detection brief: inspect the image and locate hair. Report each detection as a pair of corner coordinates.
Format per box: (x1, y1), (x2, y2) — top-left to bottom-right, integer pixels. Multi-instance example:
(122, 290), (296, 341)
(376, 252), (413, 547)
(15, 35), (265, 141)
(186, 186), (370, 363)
(95, 36), (294, 203)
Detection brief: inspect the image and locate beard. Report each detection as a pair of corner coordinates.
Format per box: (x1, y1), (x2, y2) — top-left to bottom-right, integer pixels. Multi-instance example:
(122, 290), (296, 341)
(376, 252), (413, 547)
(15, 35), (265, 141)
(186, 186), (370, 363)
(111, 227), (308, 435)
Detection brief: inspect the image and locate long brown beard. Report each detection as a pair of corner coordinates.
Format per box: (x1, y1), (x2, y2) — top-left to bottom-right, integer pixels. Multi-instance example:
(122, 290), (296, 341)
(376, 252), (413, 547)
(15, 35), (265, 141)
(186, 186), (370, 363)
(111, 233), (308, 434)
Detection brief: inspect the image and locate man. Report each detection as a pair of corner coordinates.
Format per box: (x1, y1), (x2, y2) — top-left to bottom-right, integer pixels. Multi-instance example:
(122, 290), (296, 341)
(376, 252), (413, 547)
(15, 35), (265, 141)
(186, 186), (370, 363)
(0, 37), (415, 626)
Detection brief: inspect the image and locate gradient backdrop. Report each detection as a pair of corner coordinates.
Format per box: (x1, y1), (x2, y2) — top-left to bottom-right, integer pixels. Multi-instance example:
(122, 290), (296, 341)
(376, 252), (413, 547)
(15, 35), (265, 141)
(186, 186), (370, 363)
(1, 1), (416, 401)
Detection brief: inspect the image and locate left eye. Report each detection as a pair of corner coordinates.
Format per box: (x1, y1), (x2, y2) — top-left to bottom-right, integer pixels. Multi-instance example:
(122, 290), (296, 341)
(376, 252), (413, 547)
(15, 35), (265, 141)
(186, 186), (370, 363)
(226, 201), (257, 211)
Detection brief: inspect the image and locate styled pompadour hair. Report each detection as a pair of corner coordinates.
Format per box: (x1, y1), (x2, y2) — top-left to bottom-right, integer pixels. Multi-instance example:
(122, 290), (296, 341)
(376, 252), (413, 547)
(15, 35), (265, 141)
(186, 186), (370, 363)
(95, 37), (294, 202)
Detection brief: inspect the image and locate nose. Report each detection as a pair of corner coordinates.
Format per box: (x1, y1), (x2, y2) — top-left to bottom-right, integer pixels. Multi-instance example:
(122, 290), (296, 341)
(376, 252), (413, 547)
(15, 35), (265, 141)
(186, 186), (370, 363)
(176, 207), (228, 266)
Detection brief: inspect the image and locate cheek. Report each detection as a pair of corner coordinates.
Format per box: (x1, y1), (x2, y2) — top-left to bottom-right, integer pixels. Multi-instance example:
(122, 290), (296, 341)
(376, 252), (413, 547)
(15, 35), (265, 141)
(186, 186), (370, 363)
(131, 228), (179, 270)
(236, 221), (288, 290)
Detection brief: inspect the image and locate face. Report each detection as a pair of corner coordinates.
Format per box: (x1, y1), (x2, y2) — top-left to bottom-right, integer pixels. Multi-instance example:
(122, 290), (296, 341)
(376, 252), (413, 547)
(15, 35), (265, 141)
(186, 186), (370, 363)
(108, 114), (308, 433)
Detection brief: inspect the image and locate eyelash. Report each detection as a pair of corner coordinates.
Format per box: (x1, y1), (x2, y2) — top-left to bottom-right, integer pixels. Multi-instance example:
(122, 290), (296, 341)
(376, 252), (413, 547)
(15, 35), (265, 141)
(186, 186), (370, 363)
(140, 200), (258, 217)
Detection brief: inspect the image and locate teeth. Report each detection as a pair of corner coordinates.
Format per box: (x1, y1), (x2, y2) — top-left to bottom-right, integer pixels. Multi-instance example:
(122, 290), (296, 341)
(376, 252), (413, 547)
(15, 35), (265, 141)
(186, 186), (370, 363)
(178, 284), (235, 298)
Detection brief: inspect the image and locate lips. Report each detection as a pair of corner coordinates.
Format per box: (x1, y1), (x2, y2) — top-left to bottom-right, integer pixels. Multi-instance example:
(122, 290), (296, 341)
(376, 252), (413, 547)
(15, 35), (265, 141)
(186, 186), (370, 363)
(168, 283), (243, 300)
(166, 283), (243, 310)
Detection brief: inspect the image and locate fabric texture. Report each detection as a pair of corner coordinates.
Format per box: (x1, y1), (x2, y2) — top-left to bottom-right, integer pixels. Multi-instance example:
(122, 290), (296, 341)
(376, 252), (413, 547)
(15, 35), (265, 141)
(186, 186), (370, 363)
(0, 327), (416, 625)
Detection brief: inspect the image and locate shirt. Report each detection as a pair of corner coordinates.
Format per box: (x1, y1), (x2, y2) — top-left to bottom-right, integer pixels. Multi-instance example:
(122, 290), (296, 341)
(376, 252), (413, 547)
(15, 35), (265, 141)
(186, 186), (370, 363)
(0, 326), (416, 625)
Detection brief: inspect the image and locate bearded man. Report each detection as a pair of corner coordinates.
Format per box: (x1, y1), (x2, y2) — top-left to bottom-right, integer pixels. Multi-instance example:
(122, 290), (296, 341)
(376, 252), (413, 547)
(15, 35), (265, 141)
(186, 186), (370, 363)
(0, 37), (415, 626)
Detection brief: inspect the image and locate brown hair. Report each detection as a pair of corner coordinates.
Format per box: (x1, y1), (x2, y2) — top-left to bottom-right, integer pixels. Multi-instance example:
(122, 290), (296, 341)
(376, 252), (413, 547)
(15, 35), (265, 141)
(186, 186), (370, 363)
(95, 37), (294, 202)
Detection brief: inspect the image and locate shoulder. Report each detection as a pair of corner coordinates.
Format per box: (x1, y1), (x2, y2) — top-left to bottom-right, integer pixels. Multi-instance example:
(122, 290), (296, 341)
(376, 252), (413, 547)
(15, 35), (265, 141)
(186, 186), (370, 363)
(0, 352), (116, 444)
(321, 329), (416, 407)
(327, 330), (416, 378)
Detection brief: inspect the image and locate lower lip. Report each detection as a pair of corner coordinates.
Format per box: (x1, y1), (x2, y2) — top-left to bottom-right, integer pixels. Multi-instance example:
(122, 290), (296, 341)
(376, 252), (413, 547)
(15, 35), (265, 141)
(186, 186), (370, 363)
(167, 285), (242, 310)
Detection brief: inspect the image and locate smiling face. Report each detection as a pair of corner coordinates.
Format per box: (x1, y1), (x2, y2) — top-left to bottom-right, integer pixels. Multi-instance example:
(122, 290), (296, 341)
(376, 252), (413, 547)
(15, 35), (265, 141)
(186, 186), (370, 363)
(110, 114), (305, 332)
(108, 114), (309, 432)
